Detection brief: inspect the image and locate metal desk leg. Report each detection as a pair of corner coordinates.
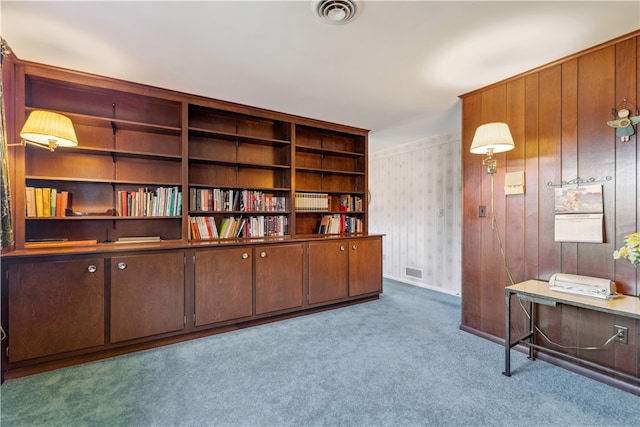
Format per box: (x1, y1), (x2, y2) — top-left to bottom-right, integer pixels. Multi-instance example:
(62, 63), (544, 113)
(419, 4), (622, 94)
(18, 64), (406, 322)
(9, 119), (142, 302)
(528, 300), (535, 360)
(502, 289), (512, 377)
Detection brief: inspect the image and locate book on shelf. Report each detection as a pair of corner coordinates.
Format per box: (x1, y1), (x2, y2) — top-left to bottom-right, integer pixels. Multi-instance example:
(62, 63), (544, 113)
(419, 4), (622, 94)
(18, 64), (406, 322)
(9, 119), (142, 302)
(189, 216), (200, 240)
(232, 191), (240, 211)
(26, 238), (68, 243)
(190, 188), (286, 213)
(189, 216), (219, 240)
(236, 218), (247, 238)
(25, 187), (36, 217)
(34, 187), (44, 217)
(202, 216), (215, 239)
(339, 194), (363, 212)
(117, 186), (181, 217)
(42, 188), (51, 217)
(50, 188), (57, 216)
(201, 216), (219, 239)
(245, 215), (287, 237)
(319, 214), (342, 234)
(295, 192), (328, 212)
(55, 191), (62, 216)
(241, 190), (285, 212)
(115, 236), (162, 244)
(219, 217), (232, 238)
(25, 239), (99, 249)
(62, 191), (72, 214)
(27, 187), (72, 217)
(318, 214), (362, 234)
(189, 214), (287, 240)
(318, 215), (330, 233)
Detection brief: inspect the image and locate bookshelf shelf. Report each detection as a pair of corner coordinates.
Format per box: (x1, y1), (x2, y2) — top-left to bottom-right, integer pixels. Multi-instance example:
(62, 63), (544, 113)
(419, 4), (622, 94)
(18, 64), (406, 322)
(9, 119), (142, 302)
(57, 147), (183, 162)
(188, 185), (290, 193)
(295, 167), (365, 176)
(27, 176), (182, 186)
(189, 210), (291, 215)
(26, 216), (181, 220)
(188, 157), (290, 170)
(295, 144), (365, 158)
(189, 127), (291, 147)
(25, 107), (183, 136)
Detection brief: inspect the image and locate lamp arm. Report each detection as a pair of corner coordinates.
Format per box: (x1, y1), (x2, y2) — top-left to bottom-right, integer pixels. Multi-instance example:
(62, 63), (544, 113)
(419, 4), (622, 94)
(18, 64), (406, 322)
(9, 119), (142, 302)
(482, 147), (497, 174)
(7, 139), (57, 151)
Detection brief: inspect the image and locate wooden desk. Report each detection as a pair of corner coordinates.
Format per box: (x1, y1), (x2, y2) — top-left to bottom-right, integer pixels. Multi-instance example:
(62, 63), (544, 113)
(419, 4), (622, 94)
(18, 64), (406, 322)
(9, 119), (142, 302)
(503, 280), (640, 384)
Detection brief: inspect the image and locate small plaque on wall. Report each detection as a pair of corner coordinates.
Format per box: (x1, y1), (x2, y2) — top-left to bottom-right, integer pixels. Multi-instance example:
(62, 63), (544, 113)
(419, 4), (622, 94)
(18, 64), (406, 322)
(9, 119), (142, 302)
(505, 171), (525, 195)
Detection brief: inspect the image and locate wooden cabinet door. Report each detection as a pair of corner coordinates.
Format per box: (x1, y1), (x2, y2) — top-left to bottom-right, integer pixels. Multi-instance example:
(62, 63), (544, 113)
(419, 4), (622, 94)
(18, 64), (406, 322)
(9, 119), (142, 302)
(308, 241), (348, 304)
(110, 252), (185, 343)
(195, 247), (253, 326)
(255, 243), (304, 315)
(7, 259), (105, 362)
(349, 238), (382, 296)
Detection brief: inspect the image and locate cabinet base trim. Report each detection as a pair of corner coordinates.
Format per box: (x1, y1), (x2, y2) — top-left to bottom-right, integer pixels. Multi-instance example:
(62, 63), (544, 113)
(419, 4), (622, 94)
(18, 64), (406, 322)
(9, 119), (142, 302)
(2, 294), (379, 383)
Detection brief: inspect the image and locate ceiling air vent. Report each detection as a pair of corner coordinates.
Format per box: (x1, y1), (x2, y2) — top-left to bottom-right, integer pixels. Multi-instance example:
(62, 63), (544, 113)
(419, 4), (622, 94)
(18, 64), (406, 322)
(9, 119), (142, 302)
(311, 0), (362, 25)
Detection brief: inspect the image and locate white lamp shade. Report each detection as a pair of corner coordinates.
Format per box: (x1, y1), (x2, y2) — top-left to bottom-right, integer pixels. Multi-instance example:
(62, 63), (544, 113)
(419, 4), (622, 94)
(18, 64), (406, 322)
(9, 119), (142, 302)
(470, 122), (514, 154)
(20, 110), (78, 148)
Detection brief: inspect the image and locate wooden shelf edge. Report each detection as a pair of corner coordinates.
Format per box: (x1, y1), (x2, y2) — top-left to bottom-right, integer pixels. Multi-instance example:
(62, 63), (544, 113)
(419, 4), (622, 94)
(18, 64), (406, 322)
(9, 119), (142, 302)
(25, 106), (182, 135)
(189, 126), (291, 146)
(295, 144), (365, 157)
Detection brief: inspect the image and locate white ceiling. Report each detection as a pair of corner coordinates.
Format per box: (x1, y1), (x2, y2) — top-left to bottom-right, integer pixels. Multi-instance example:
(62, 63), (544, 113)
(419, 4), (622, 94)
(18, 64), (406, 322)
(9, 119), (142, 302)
(2, 1), (639, 152)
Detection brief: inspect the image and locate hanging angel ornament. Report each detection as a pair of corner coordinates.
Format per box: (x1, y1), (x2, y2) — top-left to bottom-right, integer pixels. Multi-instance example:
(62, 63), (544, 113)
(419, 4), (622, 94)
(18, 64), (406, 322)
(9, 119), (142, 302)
(608, 108), (640, 142)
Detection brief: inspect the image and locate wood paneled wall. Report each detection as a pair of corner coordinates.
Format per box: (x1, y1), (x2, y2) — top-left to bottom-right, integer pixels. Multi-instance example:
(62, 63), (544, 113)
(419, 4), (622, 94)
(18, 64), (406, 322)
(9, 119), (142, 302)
(461, 31), (640, 387)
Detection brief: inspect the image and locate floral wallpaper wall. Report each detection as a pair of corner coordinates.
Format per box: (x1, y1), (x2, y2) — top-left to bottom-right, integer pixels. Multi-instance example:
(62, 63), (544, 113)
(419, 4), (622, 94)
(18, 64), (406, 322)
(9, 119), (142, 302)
(369, 133), (461, 295)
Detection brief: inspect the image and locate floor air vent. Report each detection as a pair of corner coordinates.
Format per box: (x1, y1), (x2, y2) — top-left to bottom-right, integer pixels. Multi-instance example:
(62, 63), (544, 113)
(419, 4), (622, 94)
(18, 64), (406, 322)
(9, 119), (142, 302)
(405, 267), (423, 280)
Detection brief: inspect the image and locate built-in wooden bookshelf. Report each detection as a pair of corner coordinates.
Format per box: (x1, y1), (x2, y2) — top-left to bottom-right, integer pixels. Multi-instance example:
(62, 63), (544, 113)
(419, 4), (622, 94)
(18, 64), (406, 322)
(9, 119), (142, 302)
(20, 69), (183, 245)
(187, 105), (292, 241)
(2, 55), (381, 383)
(10, 61), (369, 248)
(294, 124), (367, 235)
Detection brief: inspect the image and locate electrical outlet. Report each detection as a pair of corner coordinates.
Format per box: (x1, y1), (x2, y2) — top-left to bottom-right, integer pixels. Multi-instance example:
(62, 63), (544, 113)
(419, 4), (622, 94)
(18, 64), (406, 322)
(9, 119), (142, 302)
(479, 205), (487, 217)
(614, 325), (628, 344)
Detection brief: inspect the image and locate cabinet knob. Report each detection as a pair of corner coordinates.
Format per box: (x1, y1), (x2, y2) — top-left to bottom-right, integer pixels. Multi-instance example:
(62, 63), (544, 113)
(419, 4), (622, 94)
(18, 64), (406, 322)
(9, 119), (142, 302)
(87, 265), (97, 273)
(340, 245), (345, 251)
(352, 245), (357, 250)
(242, 252), (249, 259)
(260, 251), (267, 258)
(117, 262), (127, 270)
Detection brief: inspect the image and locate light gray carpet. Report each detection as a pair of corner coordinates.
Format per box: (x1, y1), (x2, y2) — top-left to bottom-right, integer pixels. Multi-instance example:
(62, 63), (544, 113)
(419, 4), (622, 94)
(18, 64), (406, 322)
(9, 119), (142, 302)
(1, 279), (639, 426)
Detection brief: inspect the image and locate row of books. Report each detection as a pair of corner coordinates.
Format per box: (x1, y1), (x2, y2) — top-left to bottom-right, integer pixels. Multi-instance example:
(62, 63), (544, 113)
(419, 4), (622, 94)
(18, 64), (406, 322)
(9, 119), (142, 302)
(189, 215), (288, 240)
(318, 214), (363, 234)
(338, 194), (364, 212)
(117, 187), (182, 217)
(190, 188), (286, 212)
(295, 193), (364, 212)
(295, 192), (329, 211)
(25, 187), (72, 217)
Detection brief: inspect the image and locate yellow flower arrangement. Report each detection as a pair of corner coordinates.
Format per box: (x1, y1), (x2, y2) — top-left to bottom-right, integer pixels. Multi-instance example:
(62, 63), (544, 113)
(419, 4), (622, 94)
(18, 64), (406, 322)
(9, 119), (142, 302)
(613, 232), (640, 267)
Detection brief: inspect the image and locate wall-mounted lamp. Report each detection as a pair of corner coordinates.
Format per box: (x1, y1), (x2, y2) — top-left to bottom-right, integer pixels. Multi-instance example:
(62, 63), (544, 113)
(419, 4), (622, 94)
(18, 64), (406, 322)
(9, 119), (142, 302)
(469, 122), (517, 286)
(9, 110), (78, 152)
(470, 122), (514, 174)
